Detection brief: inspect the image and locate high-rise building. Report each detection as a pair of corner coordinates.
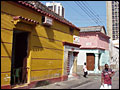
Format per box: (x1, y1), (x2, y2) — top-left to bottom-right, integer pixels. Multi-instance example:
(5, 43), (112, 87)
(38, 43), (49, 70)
(106, 1), (119, 40)
(46, 2), (64, 17)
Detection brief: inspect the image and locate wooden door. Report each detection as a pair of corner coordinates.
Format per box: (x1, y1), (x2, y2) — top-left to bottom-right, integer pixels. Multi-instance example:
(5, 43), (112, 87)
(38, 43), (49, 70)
(86, 53), (95, 71)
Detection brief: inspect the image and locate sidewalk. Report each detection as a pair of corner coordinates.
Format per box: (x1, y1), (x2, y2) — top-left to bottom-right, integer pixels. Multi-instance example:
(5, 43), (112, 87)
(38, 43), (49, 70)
(31, 70), (119, 89)
(30, 74), (99, 89)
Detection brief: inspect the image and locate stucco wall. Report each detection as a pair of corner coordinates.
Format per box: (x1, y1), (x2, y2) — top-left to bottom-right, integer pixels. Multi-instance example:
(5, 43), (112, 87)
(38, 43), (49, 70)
(79, 32), (109, 50)
(77, 49), (110, 72)
(97, 33), (109, 50)
(109, 40), (119, 69)
(100, 50), (110, 66)
(1, 1), (79, 86)
(79, 32), (97, 48)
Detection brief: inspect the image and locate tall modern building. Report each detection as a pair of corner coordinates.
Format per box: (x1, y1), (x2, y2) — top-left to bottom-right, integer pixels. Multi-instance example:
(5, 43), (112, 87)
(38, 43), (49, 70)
(106, 1), (119, 40)
(46, 2), (64, 17)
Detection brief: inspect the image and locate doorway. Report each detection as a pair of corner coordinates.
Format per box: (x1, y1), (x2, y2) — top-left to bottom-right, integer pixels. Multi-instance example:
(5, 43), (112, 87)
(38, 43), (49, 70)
(86, 53), (95, 71)
(68, 52), (74, 75)
(11, 30), (29, 85)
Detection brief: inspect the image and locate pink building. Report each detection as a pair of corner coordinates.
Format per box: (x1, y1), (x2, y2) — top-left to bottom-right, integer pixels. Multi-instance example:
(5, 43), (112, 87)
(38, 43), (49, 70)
(77, 26), (110, 74)
(79, 31), (110, 50)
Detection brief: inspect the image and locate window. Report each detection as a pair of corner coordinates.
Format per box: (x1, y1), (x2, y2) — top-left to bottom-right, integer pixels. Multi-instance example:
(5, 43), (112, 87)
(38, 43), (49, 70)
(113, 35), (115, 40)
(112, 4), (114, 8)
(116, 23), (118, 26)
(48, 6), (53, 10)
(112, 1), (114, 4)
(54, 5), (56, 12)
(112, 31), (115, 34)
(112, 16), (114, 19)
(112, 12), (114, 15)
(62, 7), (64, 17)
(58, 6), (60, 15)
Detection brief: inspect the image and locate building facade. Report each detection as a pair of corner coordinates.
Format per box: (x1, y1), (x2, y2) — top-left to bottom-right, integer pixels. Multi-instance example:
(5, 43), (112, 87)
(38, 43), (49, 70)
(77, 26), (110, 74)
(1, 1), (80, 89)
(106, 1), (119, 40)
(46, 2), (64, 17)
(109, 39), (119, 70)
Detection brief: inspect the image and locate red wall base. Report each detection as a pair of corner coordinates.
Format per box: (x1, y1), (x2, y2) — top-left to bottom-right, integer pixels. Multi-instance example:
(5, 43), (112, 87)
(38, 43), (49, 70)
(1, 75), (68, 89)
(1, 85), (11, 89)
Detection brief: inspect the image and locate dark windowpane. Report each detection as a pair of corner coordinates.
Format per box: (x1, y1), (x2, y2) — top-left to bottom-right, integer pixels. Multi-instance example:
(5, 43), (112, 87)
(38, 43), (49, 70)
(48, 6), (53, 10)
(54, 5), (56, 12)
(58, 6), (60, 15)
(62, 7), (64, 17)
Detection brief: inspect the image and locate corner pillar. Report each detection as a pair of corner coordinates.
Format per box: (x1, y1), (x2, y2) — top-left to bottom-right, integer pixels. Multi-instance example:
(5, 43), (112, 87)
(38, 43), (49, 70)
(94, 53), (99, 73)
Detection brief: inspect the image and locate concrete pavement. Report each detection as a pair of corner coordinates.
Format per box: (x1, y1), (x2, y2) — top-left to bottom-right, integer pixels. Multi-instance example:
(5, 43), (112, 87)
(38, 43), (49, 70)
(30, 74), (100, 89)
(30, 70), (119, 89)
(112, 70), (119, 89)
(72, 70), (119, 89)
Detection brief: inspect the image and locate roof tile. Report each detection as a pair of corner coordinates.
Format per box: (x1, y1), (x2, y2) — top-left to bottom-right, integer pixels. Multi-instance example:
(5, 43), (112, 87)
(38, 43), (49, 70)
(14, 1), (80, 31)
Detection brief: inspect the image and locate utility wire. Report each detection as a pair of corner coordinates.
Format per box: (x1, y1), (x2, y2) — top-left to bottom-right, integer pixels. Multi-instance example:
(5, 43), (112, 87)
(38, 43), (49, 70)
(81, 1), (103, 25)
(62, 1), (84, 17)
(62, 1), (93, 26)
(77, 1), (100, 25)
(79, 1), (102, 25)
(74, 1), (100, 25)
(84, 1), (105, 26)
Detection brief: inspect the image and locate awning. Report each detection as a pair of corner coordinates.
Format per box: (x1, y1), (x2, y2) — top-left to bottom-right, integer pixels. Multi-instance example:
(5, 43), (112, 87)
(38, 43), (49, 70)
(12, 16), (39, 25)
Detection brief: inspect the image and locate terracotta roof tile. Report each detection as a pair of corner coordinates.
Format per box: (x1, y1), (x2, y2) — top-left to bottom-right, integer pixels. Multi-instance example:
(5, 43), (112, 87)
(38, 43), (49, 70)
(13, 16), (39, 24)
(14, 1), (80, 31)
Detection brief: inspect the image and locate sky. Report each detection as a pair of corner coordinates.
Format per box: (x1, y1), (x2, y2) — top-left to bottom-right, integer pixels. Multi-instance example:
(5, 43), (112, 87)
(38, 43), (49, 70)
(40, 1), (107, 31)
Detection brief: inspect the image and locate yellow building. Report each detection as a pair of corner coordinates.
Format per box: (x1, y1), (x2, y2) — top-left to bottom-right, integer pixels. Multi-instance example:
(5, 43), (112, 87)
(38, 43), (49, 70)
(1, 1), (80, 89)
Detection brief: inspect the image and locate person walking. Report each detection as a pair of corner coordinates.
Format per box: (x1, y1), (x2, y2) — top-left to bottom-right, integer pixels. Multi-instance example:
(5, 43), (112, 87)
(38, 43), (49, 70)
(101, 64), (115, 89)
(83, 62), (88, 78)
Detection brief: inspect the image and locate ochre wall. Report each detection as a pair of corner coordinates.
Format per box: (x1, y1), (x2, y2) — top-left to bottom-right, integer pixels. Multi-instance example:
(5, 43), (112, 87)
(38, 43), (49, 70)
(1, 1), (79, 86)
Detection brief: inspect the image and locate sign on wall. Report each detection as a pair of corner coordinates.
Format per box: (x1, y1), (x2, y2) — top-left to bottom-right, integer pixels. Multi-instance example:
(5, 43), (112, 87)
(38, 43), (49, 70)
(42, 16), (53, 26)
(86, 42), (92, 46)
(73, 35), (80, 44)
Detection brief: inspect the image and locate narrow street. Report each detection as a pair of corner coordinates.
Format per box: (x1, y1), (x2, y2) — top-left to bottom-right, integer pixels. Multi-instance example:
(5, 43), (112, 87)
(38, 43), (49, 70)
(31, 70), (119, 89)
(1, 1), (119, 89)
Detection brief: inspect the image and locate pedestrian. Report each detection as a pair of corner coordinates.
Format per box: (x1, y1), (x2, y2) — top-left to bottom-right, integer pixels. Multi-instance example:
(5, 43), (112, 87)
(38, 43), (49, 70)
(101, 64), (115, 89)
(83, 62), (88, 78)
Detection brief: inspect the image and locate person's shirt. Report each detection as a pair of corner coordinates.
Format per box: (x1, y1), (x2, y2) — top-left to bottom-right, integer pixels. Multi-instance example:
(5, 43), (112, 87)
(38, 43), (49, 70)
(101, 68), (114, 85)
(83, 65), (87, 72)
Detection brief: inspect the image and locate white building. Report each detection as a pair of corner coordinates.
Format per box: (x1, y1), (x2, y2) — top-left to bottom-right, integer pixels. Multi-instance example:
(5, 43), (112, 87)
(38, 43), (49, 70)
(109, 39), (119, 70)
(106, 1), (119, 40)
(46, 2), (64, 17)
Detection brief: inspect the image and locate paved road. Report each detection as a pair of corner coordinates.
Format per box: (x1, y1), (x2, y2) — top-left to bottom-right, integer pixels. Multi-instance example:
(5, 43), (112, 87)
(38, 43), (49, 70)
(31, 70), (119, 89)
(72, 70), (119, 89)
(71, 76), (101, 89)
(112, 70), (119, 89)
